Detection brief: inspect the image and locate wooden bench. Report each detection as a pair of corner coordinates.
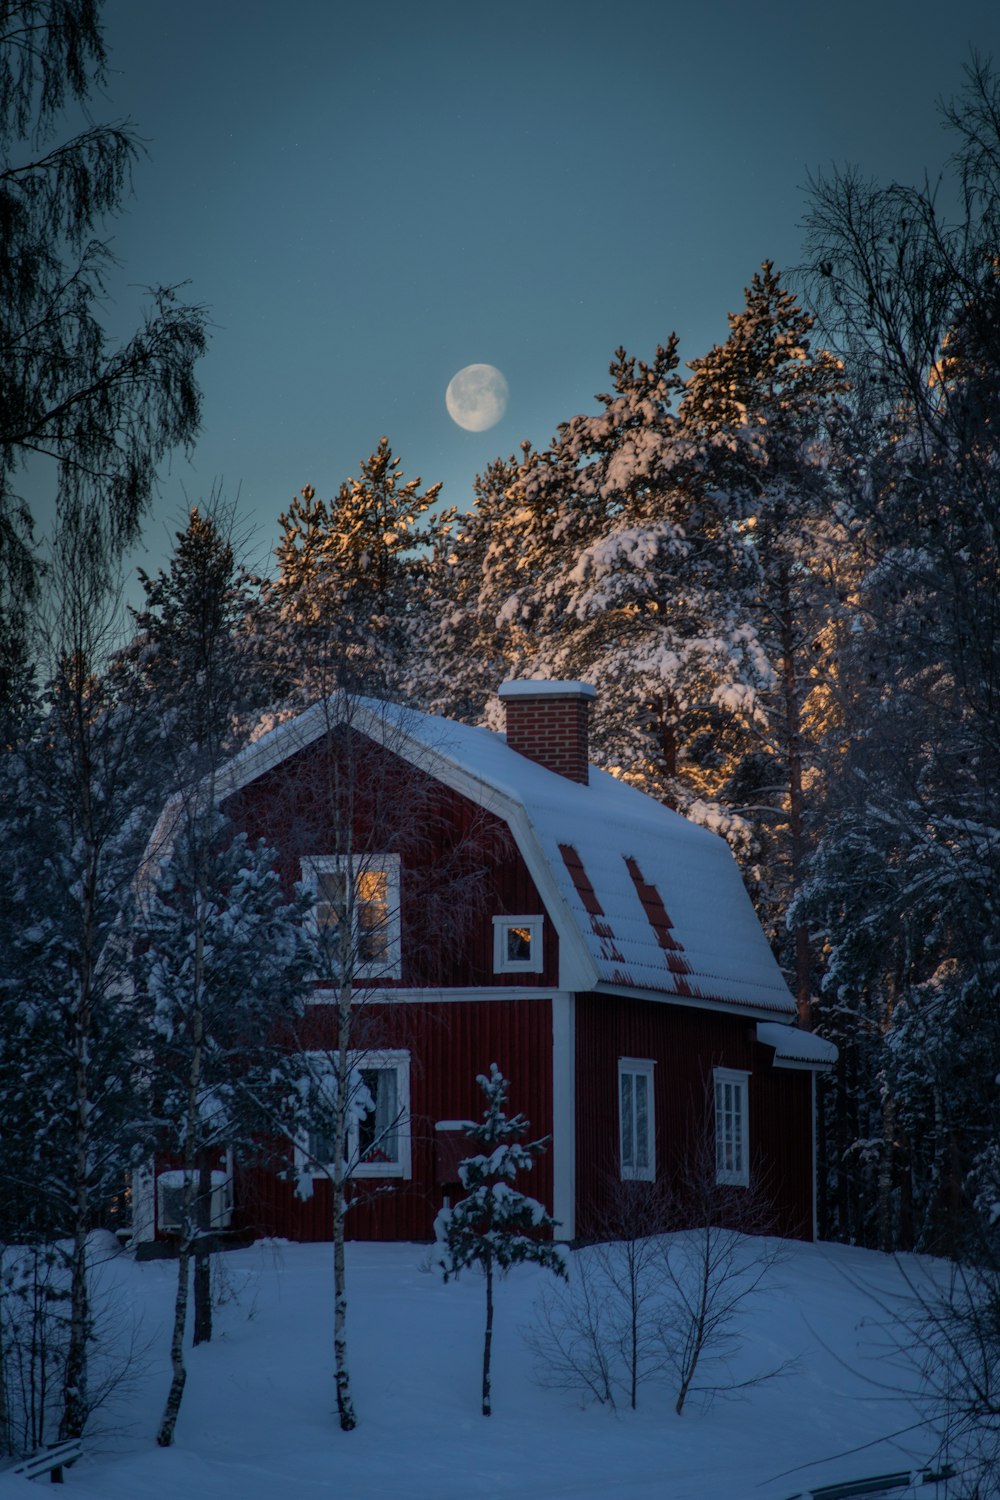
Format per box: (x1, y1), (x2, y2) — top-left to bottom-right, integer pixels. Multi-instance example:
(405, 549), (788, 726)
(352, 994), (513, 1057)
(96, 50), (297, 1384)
(5, 1439), (82, 1483)
(786, 1465), (957, 1500)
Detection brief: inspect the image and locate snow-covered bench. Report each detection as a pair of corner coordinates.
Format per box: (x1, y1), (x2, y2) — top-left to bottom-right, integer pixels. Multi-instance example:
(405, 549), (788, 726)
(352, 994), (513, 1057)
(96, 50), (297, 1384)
(2, 1438), (82, 1483)
(786, 1464), (958, 1500)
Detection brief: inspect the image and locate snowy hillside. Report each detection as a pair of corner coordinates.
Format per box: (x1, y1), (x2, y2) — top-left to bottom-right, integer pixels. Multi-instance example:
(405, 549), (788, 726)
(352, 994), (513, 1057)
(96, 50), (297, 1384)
(13, 1233), (973, 1500)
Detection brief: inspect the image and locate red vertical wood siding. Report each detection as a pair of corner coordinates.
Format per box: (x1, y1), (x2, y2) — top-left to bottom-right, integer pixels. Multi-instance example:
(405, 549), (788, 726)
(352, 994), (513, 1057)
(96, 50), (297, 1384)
(234, 997), (554, 1243)
(221, 729), (559, 989)
(575, 994), (813, 1240)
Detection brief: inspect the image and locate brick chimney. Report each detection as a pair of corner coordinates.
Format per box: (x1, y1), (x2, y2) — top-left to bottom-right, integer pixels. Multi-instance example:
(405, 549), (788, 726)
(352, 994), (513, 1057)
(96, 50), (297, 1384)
(498, 679), (595, 785)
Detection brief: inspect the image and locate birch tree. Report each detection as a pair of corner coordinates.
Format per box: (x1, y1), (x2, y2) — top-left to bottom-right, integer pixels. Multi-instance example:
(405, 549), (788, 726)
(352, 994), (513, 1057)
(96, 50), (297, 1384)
(0, 0), (206, 644)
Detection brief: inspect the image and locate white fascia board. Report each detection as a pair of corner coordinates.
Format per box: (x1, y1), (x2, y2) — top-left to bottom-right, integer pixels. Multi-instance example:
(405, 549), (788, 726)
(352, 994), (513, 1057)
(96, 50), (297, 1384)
(550, 991), (576, 1242)
(309, 986), (563, 1006)
(592, 981), (798, 1023)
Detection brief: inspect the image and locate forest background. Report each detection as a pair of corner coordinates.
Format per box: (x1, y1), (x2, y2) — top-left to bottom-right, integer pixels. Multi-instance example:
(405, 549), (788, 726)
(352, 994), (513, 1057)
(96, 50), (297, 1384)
(1, 4), (999, 1453)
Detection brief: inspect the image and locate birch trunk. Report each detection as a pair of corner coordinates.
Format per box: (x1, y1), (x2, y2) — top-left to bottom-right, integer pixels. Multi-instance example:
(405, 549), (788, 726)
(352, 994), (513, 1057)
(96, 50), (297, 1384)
(192, 1152), (213, 1347)
(157, 920), (205, 1448)
(332, 981), (357, 1431)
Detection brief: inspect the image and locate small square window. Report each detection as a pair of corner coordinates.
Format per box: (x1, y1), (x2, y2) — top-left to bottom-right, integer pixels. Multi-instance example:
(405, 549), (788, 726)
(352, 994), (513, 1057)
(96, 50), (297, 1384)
(493, 915), (544, 973)
(714, 1067), (749, 1186)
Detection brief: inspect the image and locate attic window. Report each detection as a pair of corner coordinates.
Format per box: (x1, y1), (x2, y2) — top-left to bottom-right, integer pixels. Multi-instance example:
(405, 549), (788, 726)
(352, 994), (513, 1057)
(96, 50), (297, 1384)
(302, 854), (401, 980)
(493, 915), (544, 974)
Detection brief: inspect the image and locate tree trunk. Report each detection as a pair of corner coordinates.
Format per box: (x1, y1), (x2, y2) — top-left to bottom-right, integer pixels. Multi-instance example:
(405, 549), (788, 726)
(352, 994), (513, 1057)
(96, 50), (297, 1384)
(777, 565), (812, 1025)
(192, 1152), (213, 1347)
(157, 1235), (191, 1447)
(481, 1256), (494, 1417)
(332, 986), (357, 1431)
(877, 1093), (897, 1252)
(158, 930), (204, 1448)
(61, 856), (96, 1442)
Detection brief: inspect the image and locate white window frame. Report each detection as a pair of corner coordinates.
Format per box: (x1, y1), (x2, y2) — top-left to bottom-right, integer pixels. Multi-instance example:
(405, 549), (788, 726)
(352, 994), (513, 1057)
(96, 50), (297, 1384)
(301, 853), (402, 981)
(492, 914), (544, 974)
(301, 1049), (412, 1180)
(618, 1057), (656, 1182)
(714, 1067), (750, 1187)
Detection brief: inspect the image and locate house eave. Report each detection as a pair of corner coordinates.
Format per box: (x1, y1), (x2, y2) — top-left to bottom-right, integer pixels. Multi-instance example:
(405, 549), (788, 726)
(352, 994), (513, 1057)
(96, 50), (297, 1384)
(591, 981), (795, 1023)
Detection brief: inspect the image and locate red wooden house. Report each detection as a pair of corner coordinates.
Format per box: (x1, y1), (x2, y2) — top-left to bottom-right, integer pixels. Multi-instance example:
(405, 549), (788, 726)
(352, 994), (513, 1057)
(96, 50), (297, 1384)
(133, 679), (835, 1247)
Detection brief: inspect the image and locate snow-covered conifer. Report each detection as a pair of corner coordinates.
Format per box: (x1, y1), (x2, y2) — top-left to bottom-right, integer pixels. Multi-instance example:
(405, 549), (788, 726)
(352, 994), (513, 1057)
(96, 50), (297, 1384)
(435, 1065), (565, 1416)
(270, 439), (453, 701)
(123, 501), (272, 784)
(138, 809), (311, 1445)
(682, 262), (852, 1013)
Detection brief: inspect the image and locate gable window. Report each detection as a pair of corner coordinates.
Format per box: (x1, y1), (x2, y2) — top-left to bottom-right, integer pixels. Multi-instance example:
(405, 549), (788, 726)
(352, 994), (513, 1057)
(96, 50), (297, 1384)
(714, 1068), (749, 1186)
(493, 914), (544, 974)
(619, 1057), (655, 1181)
(304, 1050), (411, 1179)
(302, 854), (401, 980)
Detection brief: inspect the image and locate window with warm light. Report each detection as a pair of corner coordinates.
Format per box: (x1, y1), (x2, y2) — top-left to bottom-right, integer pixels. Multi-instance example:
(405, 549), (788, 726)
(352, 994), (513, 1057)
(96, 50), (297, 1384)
(302, 854), (401, 980)
(492, 914), (544, 973)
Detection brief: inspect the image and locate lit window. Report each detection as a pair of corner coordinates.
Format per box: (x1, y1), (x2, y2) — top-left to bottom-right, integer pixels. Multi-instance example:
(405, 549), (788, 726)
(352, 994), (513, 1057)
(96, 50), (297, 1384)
(302, 854), (401, 979)
(619, 1057), (655, 1181)
(714, 1068), (749, 1186)
(304, 1050), (411, 1179)
(493, 914), (544, 973)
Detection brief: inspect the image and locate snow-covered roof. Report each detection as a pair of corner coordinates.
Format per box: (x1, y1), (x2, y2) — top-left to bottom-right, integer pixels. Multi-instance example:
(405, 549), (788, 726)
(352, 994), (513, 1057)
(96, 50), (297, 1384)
(206, 695), (797, 1020)
(756, 1022), (837, 1070)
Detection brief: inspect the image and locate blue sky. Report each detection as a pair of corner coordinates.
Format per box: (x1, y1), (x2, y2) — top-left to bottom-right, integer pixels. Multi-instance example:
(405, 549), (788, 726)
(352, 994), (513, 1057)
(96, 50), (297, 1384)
(54, 0), (1000, 583)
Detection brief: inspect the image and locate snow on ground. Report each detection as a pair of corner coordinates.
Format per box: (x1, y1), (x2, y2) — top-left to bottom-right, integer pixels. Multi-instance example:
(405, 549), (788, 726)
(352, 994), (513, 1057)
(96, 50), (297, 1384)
(4, 1235), (956, 1500)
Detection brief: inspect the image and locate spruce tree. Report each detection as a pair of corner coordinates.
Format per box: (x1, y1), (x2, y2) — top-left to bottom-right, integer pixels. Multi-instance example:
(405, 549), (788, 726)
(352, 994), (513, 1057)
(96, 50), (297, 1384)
(435, 1066), (565, 1417)
(124, 502), (271, 785)
(0, 526), (162, 1442)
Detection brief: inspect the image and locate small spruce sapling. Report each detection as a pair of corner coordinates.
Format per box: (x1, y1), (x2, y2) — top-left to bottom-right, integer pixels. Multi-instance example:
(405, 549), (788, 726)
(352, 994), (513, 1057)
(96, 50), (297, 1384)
(434, 1065), (566, 1416)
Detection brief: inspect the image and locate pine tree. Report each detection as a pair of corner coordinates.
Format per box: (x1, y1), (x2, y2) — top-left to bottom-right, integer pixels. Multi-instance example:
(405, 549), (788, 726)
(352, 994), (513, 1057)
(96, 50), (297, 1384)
(434, 345), (766, 840)
(416, 451), (524, 724)
(682, 262), (851, 1016)
(270, 439), (452, 698)
(435, 1065), (565, 1417)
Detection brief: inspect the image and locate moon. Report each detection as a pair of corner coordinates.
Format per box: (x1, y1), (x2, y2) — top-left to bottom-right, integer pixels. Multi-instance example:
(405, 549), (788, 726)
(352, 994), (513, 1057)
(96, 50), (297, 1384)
(445, 363), (509, 432)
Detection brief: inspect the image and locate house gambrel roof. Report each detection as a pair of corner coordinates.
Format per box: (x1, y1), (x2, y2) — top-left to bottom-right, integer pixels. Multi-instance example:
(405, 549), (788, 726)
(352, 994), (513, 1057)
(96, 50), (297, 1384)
(205, 695), (800, 1022)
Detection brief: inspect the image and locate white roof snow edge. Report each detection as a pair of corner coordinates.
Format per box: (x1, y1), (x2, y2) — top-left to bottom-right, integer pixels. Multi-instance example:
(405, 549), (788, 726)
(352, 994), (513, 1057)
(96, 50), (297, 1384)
(756, 1022), (838, 1069)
